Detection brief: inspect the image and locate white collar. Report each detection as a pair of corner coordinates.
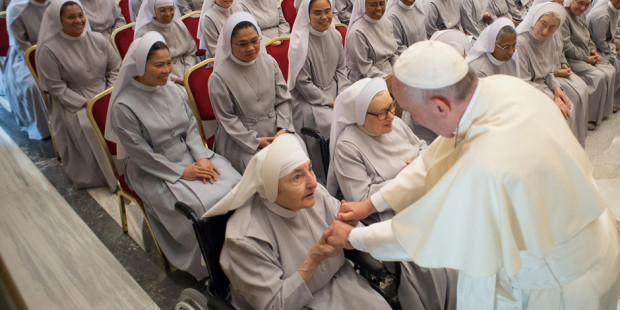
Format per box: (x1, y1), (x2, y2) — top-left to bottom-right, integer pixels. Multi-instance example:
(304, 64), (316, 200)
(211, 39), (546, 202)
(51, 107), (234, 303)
(309, 26), (328, 36)
(453, 82), (481, 136)
(60, 30), (86, 41)
(398, 0), (414, 10)
(486, 52), (505, 65)
(231, 54), (256, 66)
(363, 13), (380, 23)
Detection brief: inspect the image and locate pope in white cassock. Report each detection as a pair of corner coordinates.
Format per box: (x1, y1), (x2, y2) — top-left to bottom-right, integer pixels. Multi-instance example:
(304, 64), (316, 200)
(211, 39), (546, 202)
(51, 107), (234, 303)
(326, 40), (620, 309)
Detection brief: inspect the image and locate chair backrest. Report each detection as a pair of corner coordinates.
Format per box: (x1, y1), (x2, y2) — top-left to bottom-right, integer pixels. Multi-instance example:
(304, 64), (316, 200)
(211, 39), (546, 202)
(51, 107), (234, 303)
(117, 0), (132, 24)
(86, 88), (119, 177)
(111, 22), (135, 59)
(335, 23), (347, 48)
(0, 11), (9, 57)
(280, 0), (297, 28)
(180, 10), (205, 57)
(184, 58), (216, 149)
(265, 37), (291, 82)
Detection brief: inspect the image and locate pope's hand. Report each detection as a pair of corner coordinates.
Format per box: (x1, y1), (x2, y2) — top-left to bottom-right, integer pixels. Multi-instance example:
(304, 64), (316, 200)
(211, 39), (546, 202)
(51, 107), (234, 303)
(337, 199), (375, 223)
(326, 221), (354, 250)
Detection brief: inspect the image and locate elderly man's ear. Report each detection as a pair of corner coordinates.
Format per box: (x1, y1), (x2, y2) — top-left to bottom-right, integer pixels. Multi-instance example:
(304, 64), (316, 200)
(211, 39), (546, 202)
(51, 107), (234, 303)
(430, 97), (452, 115)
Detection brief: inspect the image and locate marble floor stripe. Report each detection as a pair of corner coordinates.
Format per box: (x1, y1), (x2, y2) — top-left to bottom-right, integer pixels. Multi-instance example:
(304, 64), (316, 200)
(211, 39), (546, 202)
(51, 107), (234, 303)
(0, 128), (158, 310)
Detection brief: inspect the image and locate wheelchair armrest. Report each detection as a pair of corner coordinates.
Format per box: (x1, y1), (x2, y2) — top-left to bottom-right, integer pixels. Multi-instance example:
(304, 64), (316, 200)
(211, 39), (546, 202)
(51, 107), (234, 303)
(344, 249), (385, 276)
(175, 201), (199, 222)
(207, 294), (235, 310)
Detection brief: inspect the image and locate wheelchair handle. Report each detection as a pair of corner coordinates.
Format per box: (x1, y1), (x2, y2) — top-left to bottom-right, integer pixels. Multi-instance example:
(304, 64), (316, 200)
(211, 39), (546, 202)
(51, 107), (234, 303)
(175, 201), (199, 222)
(300, 127), (323, 140)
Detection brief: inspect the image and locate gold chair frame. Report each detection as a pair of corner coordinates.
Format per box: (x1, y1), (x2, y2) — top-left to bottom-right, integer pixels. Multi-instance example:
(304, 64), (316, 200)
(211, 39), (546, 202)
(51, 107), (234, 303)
(110, 22), (136, 58)
(23, 45), (60, 160)
(86, 87), (170, 270)
(180, 10), (201, 20)
(264, 36), (291, 46)
(183, 58), (215, 149)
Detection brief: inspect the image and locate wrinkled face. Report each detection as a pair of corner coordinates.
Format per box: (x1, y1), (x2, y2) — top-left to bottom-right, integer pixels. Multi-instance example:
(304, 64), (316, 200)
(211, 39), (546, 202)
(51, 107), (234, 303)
(492, 32), (516, 62)
(400, 0), (415, 6)
(139, 48), (172, 86)
(611, 0), (620, 10)
(363, 91), (395, 135)
(569, 0), (591, 16)
(215, 0), (234, 8)
(154, 5), (175, 24)
(60, 4), (86, 37)
(533, 13), (560, 41)
(231, 26), (261, 62)
(365, 0), (386, 20)
(275, 161), (317, 211)
(309, 0), (333, 32)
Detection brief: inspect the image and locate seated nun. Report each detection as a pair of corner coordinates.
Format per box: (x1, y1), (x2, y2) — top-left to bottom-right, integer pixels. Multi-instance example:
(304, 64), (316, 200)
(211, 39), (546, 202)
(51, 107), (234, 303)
(288, 0), (351, 184)
(335, 0), (353, 24)
(517, 2), (590, 146)
(386, 0), (427, 54)
(36, 0), (121, 190)
(466, 17), (520, 77)
(198, 0), (242, 58)
(80, 0), (126, 39)
(208, 13), (295, 173)
(327, 77), (459, 310)
(178, 0), (204, 15)
(587, 0), (620, 113)
(423, 0), (462, 38)
(345, 0), (399, 82)
(107, 32), (241, 279)
(4, 0), (50, 140)
(204, 134), (392, 310)
(459, 0), (511, 38)
(135, 0), (198, 85)
(561, 0), (616, 127)
(239, 0), (290, 42)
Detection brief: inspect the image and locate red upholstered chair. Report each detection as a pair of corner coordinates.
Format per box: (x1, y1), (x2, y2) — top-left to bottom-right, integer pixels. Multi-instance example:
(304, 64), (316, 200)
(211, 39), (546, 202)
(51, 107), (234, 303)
(180, 10), (206, 57)
(86, 88), (170, 269)
(265, 37), (291, 82)
(280, 0), (297, 28)
(0, 12), (9, 57)
(117, 0), (132, 23)
(335, 23), (347, 48)
(184, 58), (217, 149)
(24, 45), (60, 160)
(110, 22), (135, 59)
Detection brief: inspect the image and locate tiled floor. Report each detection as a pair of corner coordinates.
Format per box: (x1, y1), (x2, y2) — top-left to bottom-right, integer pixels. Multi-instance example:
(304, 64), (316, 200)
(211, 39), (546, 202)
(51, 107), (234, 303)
(1, 94), (618, 309)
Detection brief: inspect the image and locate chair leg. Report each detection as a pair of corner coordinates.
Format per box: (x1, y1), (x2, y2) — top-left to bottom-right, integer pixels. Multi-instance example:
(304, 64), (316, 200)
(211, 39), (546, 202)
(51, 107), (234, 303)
(142, 213), (171, 270)
(118, 192), (129, 234)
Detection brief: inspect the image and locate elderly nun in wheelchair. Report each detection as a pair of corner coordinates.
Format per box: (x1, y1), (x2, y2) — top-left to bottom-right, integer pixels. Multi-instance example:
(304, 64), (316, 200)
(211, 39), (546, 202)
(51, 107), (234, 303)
(203, 134), (391, 309)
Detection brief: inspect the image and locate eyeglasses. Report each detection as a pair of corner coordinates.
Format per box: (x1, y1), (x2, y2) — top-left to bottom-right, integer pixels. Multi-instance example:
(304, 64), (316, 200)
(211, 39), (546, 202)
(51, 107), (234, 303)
(495, 43), (516, 50)
(233, 36), (262, 49)
(367, 101), (396, 120)
(367, 1), (386, 7)
(311, 8), (333, 16)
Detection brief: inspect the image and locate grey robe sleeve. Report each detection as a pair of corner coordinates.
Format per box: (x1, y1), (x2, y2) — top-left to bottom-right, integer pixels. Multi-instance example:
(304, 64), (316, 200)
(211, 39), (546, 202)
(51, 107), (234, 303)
(561, 20), (589, 61)
(224, 238), (314, 310)
(10, 18), (32, 53)
(334, 140), (390, 201)
(349, 30), (389, 78)
(277, 6), (291, 37)
(336, 0), (352, 24)
(544, 70), (561, 91)
(112, 104), (186, 183)
(177, 0), (193, 15)
(132, 0), (142, 17)
(170, 25), (198, 81)
(179, 87), (214, 160)
(459, 0), (483, 37)
(273, 58), (295, 131)
(590, 15), (613, 55)
(104, 40), (122, 87)
(208, 73), (261, 152)
(295, 60), (335, 106)
(202, 16), (219, 57)
(424, 2), (440, 38)
(37, 46), (90, 112)
(335, 49), (351, 92)
(388, 15), (408, 55)
(113, 2), (128, 30)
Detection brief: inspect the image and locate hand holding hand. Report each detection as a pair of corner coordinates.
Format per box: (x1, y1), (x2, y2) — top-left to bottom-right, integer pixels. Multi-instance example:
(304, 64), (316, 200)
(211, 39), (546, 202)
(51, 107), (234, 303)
(182, 159), (220, 184)
(337, 199), (375, 223)
(259, 137), (275, 149)
(326, 221), (354, 250)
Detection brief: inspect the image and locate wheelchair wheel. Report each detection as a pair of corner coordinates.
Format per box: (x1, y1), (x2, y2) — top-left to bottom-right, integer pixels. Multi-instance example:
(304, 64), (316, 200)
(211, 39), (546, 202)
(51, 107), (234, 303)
(176, 288), (210, 310)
